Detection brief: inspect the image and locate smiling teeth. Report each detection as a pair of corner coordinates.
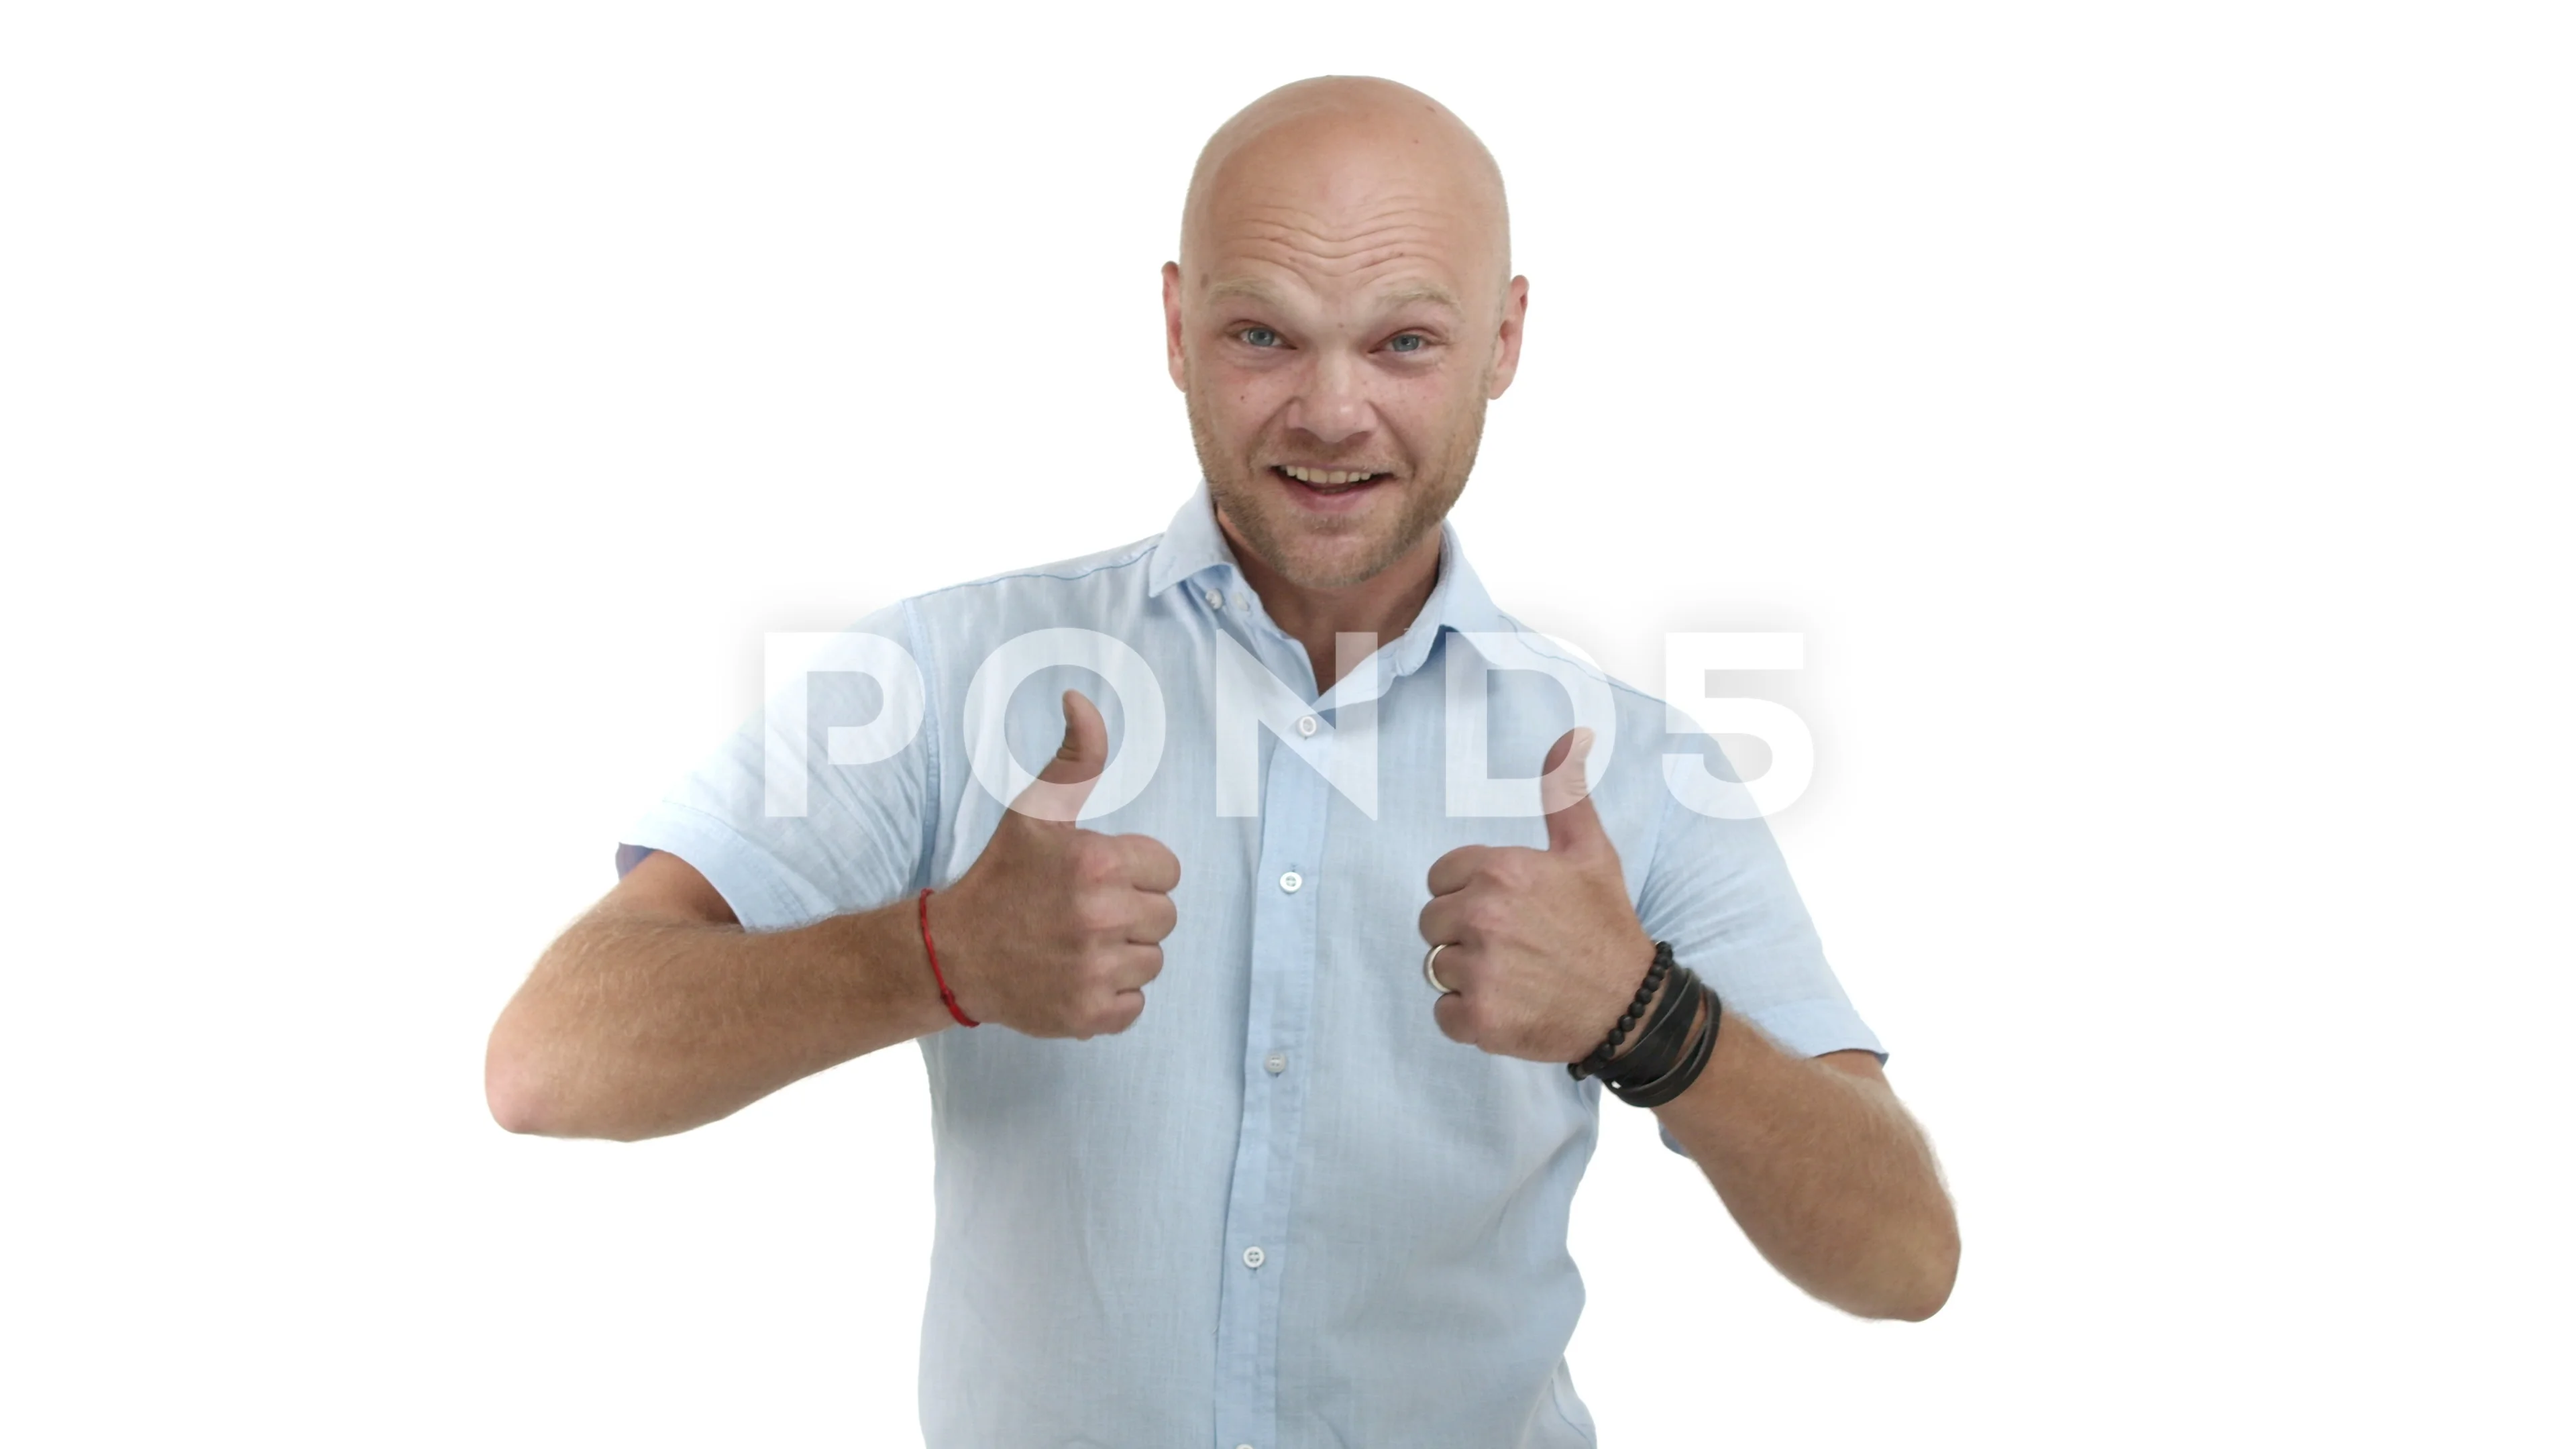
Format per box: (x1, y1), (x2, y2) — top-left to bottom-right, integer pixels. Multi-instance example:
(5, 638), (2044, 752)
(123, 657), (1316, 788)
(1282, 466), (1378, 486)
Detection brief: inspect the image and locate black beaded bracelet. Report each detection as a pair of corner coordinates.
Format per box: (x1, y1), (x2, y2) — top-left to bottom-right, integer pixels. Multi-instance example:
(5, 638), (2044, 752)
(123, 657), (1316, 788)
(1568, 941), (1673, 1081)
(1608, 980), (1723, 1109)
(1597, 962), (1701, 1089)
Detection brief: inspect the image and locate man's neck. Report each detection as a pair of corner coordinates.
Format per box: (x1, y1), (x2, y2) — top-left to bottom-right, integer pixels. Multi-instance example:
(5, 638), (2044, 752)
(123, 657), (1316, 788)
(1216, 508), (1444, 695)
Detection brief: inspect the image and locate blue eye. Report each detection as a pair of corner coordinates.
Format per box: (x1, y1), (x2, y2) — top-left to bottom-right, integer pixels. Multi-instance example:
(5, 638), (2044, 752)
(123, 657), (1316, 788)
(1241, 327), (1281, 348)
(1387, 333), (1426, 354)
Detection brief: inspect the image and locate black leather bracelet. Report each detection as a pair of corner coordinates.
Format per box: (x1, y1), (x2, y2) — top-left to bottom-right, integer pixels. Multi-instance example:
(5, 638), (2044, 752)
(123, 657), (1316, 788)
(1568, 941), (1672, 1081)
(1609, 980), (1723, 1109)
(1597, 963), (1700, 1089)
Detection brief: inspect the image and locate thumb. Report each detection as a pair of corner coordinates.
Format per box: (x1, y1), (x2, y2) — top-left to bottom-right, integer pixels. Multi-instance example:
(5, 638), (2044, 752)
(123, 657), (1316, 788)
(1540, 727), (1607, 854)
(1010, 689), (1108, 824)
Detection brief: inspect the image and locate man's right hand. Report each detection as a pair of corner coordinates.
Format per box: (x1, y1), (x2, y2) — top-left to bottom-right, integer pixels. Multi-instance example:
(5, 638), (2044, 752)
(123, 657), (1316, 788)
(928, 690), (1181, 1038)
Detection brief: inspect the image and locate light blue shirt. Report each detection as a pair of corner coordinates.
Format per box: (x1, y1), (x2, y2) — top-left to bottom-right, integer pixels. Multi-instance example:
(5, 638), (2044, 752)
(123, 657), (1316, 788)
(621, 487), (1880, 1448)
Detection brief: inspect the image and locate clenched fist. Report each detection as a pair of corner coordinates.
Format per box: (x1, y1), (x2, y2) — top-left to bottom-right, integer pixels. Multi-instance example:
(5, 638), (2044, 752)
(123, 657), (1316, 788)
(1417, 728), (1659, 1062)
(928, 690), (1181, 1038)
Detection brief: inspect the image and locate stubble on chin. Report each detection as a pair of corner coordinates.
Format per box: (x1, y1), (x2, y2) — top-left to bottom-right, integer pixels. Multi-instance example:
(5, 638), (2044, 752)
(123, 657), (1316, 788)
(1184, 383), (1485, 592)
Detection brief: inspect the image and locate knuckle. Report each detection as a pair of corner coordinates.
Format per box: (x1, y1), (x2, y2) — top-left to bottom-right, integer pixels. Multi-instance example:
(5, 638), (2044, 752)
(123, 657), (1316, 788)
(1459, 996), (1491, 1038)
(1070, 840), (1120, 886)
(1129, 835), (1180, 881)
(1425, 848), (1467, 888)
(1433, 996), (1470, 1044)
(1065, 996), (1110, 1038)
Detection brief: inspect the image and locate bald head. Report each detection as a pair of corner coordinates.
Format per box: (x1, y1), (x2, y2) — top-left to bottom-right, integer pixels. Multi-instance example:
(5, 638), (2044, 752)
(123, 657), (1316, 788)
(1163, 76), (1528, 595)
(1180, 76), (1511, 309)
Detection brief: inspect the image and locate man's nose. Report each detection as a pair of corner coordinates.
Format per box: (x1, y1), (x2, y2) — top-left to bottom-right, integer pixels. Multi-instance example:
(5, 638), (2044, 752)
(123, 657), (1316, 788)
(1287, 349), (1372, 447)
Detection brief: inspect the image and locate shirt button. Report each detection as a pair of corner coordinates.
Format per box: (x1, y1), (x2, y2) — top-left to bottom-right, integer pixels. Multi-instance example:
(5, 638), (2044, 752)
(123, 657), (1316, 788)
(1278, 870), (1302, 894)
(1265, 1051), (1287, 1074)
(1295, 714), (1319, 737)
(1242, 1246), (1266, 1269)
(1204, 588), (1224, 608)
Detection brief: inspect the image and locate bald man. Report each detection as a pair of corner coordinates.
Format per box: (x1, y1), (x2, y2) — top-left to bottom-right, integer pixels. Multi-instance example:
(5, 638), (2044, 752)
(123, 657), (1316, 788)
(490, 76), (1957, 1447)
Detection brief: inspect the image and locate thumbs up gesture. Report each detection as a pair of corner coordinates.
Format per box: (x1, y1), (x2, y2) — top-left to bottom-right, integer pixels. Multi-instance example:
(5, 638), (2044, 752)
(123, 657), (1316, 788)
(929, 690), (1183, 1038)
(1417, 728), (1659, 1062)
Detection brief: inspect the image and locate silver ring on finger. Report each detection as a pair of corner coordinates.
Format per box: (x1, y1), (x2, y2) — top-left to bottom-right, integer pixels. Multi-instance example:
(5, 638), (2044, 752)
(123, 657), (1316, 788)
(1423, 941), (1458, 995)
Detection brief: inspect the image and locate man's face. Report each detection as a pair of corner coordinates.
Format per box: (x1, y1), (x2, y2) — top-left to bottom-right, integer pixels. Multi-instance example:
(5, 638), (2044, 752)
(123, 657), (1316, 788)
(1165, 125), (1527, 592)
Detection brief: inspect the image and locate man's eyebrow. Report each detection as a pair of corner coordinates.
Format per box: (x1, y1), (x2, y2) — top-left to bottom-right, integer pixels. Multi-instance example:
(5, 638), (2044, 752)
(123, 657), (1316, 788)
(1201, 277), (1283, 308)
(1197, 277), (1464, 314)
(1376, 282), (1462, 313)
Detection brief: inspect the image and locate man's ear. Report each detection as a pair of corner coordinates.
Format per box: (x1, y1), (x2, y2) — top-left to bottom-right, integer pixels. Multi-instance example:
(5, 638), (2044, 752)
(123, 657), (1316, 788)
(1486, 274), (1530, 399)
(1162, 261), (1187, 391)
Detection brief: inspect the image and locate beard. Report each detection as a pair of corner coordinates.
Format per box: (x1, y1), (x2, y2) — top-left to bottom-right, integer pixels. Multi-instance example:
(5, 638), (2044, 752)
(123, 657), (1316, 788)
(1186, 379), (1485, 592)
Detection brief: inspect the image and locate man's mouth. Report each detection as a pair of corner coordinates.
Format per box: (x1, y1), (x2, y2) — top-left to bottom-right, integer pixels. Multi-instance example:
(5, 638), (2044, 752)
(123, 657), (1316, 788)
(1272, 464), (1390, 495)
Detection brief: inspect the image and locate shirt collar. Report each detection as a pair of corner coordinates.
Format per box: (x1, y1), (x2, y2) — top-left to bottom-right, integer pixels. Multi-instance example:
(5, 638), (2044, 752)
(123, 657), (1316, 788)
(1146, 483), (1512, 692)
(1144, 482), (1240, 600)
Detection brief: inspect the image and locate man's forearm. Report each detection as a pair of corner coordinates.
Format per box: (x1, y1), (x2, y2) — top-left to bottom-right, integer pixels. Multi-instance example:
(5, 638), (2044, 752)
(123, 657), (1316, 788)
(486, 898), (954, 1141)
(1651, 1001), (1959, 1320)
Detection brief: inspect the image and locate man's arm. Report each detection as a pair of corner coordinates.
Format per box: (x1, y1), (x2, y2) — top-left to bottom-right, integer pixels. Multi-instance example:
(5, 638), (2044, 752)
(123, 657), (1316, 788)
(487, 690), (1180, 1142)
(1646, 994), (1958, 1320)
(484, 851), (955, 1141)
(1419, 727), (1958, 1320)
(1442, 938), (1957, 1320)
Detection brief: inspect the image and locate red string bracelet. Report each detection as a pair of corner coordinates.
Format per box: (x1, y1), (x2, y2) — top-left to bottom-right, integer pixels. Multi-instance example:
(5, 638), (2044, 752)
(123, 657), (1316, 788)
(918, 888), (977, 1028)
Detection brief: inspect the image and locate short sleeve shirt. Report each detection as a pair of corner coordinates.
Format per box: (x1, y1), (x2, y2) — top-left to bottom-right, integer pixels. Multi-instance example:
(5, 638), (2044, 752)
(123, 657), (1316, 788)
(620, 486), (1881, 1449)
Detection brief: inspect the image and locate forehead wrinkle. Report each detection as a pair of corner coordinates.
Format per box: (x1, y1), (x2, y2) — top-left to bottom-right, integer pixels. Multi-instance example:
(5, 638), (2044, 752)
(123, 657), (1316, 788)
(1198, 261), (1464, 333)
(1232, 230), (1449, 276)
(1229, 201), (1455, 251)
(1203, 207), (1487, 292)
(1218, 251), (1448, 297)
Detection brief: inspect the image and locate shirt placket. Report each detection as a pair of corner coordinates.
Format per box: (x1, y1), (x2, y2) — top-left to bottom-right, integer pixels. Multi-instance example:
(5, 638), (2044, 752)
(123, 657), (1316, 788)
(1212, 630), (1329, 1449)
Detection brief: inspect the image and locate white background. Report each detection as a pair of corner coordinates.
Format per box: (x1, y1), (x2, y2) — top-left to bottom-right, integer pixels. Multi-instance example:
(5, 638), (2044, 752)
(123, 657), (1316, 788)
(5, 3), (2569, 1444)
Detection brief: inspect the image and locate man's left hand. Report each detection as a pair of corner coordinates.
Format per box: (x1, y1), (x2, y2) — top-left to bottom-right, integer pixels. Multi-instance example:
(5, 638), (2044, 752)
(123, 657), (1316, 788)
(1417, 728), (1660, 1063)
